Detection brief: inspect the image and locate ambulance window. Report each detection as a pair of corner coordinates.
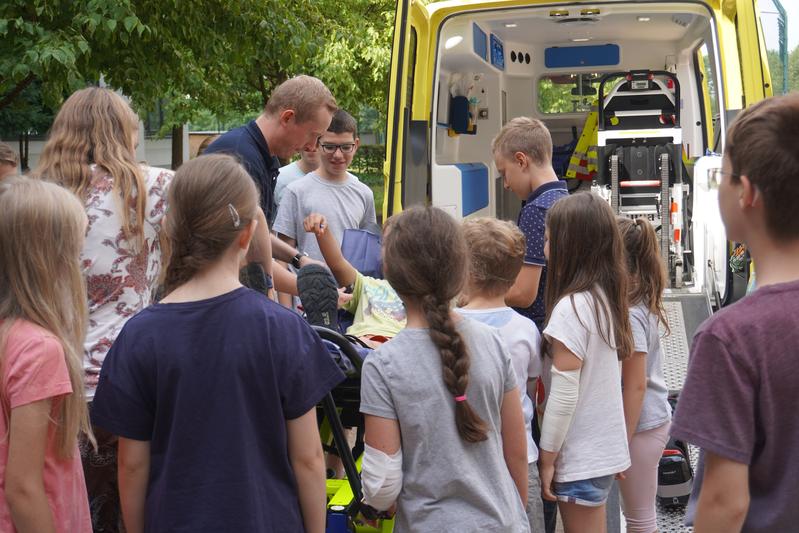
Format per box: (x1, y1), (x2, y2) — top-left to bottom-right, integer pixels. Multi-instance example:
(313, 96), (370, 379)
(695, 43), (721, 151)
(537, 73), (612, 114)
(759, 0), (787, 95)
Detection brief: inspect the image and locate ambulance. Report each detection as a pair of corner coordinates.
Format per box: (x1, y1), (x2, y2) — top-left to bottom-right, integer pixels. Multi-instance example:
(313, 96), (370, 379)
(382, 0), (786, 312)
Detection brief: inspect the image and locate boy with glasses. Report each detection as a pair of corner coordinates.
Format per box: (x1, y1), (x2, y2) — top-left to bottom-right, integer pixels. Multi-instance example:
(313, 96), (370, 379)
(671, 93), (799, 532)
(274, 109), (378, 262)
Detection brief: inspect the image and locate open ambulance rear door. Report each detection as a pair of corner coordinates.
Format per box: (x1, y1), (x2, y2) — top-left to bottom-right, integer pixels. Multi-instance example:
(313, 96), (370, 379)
(384, 0), (430, 218)
(691, 0), (773, 306)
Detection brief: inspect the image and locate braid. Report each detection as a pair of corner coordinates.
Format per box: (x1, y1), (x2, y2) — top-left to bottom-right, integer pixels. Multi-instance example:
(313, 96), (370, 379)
(421, 293), (488, 443)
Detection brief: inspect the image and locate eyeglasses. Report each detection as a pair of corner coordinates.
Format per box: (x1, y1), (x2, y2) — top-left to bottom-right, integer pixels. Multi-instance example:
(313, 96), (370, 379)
(319, 142), (356, 155)
(708, 168), (739, 187)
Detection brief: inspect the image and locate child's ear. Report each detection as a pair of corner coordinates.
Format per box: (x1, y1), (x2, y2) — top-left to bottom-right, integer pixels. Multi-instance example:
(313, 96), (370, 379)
(514, 151), (528, 169)
(239, 219), (258, 250)
(739, 175), (758, 209)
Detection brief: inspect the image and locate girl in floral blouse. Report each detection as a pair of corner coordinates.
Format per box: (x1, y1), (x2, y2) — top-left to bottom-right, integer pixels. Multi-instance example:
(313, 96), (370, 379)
(32, 87), (172, 531)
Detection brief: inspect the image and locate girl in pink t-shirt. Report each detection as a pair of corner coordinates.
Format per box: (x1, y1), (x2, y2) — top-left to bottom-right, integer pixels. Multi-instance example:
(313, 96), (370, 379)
(0, 177), (95, 532)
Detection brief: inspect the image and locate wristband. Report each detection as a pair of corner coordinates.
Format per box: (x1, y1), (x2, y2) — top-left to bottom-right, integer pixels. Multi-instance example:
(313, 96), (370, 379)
(291, 251), (309, 269)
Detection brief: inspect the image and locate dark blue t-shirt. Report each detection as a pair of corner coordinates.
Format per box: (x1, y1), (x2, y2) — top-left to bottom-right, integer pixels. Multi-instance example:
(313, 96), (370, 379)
(204, 121), (281, 222)
(514, 180), (569, 328)
(91, 287), (344, 533)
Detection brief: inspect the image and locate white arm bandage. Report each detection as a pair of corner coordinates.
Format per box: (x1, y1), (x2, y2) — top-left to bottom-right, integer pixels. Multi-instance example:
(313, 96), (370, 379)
(361, 444), (403, 510)
(539, 366), (581, 453)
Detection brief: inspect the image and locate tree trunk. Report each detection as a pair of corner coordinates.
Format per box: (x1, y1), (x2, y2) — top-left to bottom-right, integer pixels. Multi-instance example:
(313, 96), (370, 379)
(18, 131), (29, 172)
(171, 125), (183, 170)
(0, 74), (36, 111)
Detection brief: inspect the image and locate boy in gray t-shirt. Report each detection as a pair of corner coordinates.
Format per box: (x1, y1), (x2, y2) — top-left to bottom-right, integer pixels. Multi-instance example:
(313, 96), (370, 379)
(671, 94), (799, 532)
(273, 109), (377, 261)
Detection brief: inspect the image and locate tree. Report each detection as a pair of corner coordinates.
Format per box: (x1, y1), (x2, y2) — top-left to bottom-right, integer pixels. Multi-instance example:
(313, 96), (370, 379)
(0, 1), (395, 139)
(0, 0), (145, 110)
(0, 81), (57, 169)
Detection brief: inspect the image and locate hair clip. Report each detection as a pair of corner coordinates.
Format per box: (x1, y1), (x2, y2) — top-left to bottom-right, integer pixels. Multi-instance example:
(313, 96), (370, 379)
(454, 395), (467, 403)
(228, 203), (241, 229)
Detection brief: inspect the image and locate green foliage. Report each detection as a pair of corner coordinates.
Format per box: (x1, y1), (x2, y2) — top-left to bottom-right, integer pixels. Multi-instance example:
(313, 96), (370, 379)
(0, 80), (57, 139)
(0, 0), (143, 109)
(0, 0), (395, 137)
(351, 144), (385, 175)
(766, 47), (799, 95)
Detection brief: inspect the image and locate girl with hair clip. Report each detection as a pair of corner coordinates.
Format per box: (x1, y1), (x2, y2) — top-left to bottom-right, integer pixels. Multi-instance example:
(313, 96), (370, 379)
(90, 154), (343, 533)
(359, 206), (530, 532)
(538, 192), (633, 533)
(0, 177), (95, 532)
(31, 87), (174, 530)
(616, 218), (672, 533)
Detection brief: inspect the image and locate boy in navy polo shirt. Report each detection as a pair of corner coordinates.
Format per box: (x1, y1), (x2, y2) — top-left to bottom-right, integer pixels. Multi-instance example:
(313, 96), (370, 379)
(492, 117), (568, 331)
(491, 117), (567, 533)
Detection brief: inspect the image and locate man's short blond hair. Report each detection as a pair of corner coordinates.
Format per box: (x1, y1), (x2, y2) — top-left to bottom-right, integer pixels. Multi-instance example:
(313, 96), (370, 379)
(491, 117), (553, 166)
(264, 75), (337, 123)
(0, 142), (18, 166)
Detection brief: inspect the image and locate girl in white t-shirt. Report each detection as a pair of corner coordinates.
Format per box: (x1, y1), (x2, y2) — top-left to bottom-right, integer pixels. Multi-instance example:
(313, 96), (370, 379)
(617, 218), (673, 533)
(538, 192), (634, 532)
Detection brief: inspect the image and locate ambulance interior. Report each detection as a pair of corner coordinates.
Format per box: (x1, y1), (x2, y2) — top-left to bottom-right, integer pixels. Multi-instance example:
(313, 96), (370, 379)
(432, 3), (722, 226)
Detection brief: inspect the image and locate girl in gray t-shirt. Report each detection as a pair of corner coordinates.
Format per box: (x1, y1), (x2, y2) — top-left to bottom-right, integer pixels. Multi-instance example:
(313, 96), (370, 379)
(617, 218), (673, 533)
(359, 206), (529, 532)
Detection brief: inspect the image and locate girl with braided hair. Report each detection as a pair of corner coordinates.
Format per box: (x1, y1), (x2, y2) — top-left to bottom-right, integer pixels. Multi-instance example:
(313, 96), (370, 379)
(360, 206), (530, 532)
(91, 154), (344, 533)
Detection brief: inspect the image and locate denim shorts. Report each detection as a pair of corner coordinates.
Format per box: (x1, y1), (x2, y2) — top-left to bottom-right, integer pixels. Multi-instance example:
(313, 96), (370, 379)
(552, 474), (615, 507)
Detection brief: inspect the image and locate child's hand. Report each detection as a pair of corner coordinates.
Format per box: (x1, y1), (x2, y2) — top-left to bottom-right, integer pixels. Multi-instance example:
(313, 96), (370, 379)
(538, 451), (558, 501)
(303, 213), (327, 237)
(337, 287), (353, 308)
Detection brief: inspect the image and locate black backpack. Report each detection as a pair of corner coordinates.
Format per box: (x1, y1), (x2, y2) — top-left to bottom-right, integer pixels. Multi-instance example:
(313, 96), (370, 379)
(657, 437), (693, 507)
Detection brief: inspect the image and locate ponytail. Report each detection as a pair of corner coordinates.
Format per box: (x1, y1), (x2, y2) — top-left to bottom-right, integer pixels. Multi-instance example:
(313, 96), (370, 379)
(383, 206), (488, 443)
(619, 217), (669, 332)
(162, 154), (258, 294)
(421, 294), (488, 443)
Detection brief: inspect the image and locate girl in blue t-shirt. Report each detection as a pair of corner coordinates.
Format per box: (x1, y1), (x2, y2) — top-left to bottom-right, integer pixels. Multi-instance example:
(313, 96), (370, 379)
(91, 154), (343, 533)
(617, 217), (673, 533)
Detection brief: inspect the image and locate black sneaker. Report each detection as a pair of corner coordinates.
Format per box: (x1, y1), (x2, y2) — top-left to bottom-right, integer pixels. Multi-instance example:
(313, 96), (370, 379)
(297, 264), (340, 331)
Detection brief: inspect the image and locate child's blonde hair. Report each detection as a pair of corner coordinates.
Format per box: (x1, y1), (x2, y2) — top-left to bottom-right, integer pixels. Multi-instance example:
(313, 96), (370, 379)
(0, 142), (18, 167)
(32, 87), (146, 250)
(462, 217), (526, 297)
(162, 154), (258, 293)
(491, 117), (553, 166)
(0, 177), (94, 456)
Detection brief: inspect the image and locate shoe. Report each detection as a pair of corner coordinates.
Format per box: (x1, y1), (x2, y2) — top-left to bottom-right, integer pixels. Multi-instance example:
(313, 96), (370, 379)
(297, 264), (339, 330)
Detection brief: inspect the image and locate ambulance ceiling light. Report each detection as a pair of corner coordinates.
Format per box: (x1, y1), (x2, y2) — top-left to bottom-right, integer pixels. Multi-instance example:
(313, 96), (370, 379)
(637, 16), (651, 22)
(445, 35), (463, 49)
(571, 37), (591, 42)
(504, 23), (518, 28)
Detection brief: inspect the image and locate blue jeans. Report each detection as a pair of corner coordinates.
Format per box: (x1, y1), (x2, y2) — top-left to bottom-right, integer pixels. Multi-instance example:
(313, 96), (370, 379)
(553, 474), (615, 507)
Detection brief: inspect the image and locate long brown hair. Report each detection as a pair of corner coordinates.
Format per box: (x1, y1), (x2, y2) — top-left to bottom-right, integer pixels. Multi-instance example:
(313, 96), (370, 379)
(31, 87), (146, 249)
(544, 193), (633, 360)
(0, 177), (95, 456)
(383, 207), (488, 443)
(162, 154), (258, 294)
(617, 218), (669, 332)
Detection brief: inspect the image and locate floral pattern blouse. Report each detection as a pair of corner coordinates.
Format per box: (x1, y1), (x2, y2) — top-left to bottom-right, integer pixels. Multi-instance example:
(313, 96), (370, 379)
(82, 165), (172, 396)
